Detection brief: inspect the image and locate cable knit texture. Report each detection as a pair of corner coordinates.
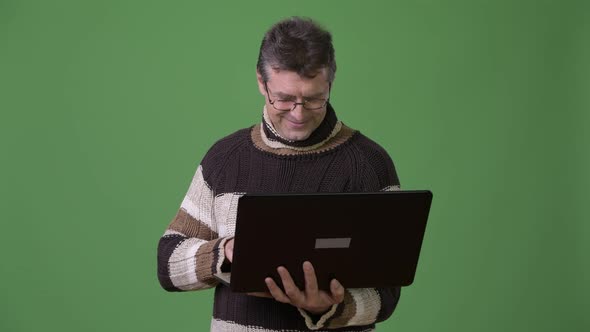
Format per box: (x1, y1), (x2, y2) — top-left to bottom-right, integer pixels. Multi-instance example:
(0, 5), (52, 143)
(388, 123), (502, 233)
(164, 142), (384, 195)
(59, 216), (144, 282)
(157, 103), (402, 331)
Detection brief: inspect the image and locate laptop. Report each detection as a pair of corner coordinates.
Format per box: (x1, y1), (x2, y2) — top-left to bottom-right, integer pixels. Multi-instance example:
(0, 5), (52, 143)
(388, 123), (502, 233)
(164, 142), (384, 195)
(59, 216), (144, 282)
(214, 190), (433, 292)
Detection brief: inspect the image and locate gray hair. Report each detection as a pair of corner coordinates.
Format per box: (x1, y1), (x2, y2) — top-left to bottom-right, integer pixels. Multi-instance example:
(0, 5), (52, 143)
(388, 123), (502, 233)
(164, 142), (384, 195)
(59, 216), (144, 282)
(256, 16), (336, 83)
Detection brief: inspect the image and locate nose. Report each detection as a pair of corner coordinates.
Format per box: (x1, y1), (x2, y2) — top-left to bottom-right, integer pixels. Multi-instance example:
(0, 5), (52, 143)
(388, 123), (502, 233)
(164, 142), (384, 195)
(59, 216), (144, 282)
(290, 104), (306, 121)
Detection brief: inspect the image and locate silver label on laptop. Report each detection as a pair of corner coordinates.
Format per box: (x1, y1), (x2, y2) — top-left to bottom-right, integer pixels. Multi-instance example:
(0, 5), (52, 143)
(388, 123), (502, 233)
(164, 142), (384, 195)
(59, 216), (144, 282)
(315, 238), (351, 249)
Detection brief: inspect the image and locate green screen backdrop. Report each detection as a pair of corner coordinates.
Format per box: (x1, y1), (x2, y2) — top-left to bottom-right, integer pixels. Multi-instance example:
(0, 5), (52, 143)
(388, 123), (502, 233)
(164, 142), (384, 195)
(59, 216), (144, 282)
(1, 1), (588, 331)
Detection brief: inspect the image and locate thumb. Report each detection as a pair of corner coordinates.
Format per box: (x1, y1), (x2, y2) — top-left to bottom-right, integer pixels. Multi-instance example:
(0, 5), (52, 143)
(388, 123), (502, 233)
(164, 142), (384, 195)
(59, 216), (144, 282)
(330, 279), (344, 303)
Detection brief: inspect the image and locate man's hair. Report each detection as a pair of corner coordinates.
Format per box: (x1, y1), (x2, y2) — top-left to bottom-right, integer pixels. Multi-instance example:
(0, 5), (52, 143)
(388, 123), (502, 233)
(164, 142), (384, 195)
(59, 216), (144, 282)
(256, 16), (336, 83)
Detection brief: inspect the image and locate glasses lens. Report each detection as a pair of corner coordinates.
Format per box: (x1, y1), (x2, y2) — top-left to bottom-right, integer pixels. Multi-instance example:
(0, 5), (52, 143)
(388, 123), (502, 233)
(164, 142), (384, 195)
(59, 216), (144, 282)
(304, 99), (327, 110)
(273, 100), (295, 111)
(272, 99), (327, 111)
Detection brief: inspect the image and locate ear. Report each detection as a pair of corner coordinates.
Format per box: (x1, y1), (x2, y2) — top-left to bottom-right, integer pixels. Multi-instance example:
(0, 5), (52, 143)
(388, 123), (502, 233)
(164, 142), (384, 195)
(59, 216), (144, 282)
(256, 70), (266, 96)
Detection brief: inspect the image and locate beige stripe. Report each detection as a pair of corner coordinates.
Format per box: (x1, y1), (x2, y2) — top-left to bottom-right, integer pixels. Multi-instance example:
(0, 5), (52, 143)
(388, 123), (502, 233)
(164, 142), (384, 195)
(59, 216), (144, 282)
(252, 123), (356, 156)
(168, 208), (218, 240)
(298, 303), (339, 330)
(381, 185), (401, 191)
(346, 288), (381, 326)
(326, 289), (357, 327)
(163, 229), (183, 237)
(168, 238), (209, 290)
(195, 238), (224, 284)
(213, 192), (243, 237)
(181, 165), (216, 231)
(210, 318), (375, 332)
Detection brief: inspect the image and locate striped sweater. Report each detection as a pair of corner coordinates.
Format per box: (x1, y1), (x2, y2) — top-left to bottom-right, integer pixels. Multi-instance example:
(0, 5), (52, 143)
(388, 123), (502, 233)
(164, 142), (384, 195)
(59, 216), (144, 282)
(157, 103), (402, 331)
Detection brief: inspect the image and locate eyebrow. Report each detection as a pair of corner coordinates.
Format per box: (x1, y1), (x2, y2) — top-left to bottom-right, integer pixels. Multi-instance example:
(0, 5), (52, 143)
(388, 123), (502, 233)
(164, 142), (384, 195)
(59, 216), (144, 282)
(273, 90), (327, 99)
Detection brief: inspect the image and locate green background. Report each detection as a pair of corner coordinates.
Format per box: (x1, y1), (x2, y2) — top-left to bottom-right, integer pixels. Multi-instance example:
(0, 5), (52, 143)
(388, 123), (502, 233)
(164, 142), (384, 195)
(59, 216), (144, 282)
(1, 0), (588, 331)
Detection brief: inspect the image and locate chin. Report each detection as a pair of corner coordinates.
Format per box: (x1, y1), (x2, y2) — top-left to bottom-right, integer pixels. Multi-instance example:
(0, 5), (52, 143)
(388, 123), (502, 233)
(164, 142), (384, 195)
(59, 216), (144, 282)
(285, 131), (312, 141)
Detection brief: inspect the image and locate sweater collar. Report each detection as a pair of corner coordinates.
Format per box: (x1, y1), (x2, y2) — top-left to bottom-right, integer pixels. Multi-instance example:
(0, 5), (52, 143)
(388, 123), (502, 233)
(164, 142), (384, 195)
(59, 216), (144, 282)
(261, 102), (342, 151)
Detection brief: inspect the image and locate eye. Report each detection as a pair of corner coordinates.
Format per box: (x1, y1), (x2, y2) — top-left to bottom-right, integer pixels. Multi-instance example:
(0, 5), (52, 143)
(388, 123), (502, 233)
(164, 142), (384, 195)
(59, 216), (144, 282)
(278, 97), (296, 102)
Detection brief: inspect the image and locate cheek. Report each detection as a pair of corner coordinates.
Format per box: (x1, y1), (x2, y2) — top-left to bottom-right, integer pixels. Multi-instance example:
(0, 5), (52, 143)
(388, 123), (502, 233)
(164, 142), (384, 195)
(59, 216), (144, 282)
(269, 112), (288, 127)
(314, 111), (327, 124)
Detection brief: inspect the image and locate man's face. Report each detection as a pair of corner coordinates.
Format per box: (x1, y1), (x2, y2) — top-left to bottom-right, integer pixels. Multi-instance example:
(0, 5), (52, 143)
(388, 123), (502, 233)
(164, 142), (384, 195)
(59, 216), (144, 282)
(257, 68), (331, 141)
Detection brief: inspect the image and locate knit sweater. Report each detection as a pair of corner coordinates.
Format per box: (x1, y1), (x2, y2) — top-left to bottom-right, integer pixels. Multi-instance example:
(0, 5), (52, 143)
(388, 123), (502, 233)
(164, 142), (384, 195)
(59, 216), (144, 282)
(157, 103), (402, 331)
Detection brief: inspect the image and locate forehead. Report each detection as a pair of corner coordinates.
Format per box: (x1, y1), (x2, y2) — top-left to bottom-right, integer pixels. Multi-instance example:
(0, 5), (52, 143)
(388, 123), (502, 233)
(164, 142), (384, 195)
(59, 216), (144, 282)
(266, 68), (330, 96)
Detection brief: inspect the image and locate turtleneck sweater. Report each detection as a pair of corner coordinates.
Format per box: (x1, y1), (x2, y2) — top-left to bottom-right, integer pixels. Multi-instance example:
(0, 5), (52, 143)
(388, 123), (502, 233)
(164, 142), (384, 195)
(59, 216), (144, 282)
(157, 103), (402, 331)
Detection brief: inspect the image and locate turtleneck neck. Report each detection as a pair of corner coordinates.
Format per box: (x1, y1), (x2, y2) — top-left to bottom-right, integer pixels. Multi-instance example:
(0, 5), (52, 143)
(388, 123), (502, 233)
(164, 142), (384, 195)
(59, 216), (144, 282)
(261, 102), (343, 151)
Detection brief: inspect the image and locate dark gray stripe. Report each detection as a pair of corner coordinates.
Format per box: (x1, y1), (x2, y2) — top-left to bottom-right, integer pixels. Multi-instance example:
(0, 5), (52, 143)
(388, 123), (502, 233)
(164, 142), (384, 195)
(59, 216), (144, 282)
(376, 287), (401, 322)
(213, 285), (374, 331)
(157, 234), (186, 292)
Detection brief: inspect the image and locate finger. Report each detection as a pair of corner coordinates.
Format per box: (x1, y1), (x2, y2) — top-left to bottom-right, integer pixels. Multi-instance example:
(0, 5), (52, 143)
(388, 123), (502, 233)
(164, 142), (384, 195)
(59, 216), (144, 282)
(224, 239), (234, 262)
(303, 261), (319, 295)
(330, 279), (345, 304)
(278, 266), (305, 304)
(265, 277), (291, 304)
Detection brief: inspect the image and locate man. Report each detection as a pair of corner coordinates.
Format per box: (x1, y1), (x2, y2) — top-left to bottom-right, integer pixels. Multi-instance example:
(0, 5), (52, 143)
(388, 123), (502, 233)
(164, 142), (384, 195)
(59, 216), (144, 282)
(157, 16), (401, 331)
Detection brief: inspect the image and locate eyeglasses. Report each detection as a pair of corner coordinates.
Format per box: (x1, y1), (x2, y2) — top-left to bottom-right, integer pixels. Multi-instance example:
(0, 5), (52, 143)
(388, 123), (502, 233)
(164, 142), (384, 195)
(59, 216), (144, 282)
(264, 82), (331, 111)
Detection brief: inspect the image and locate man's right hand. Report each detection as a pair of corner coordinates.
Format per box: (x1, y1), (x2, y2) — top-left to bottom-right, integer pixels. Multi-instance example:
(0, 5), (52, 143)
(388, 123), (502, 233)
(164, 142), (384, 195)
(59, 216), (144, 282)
(224, 238), (234, 262)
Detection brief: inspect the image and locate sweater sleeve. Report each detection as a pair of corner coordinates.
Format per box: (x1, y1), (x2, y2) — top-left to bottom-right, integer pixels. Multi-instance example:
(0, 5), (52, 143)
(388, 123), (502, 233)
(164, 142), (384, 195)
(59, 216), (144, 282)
(298, 286), (401, 330)
(298, 138), (403, 329)
(157, 164), (230, 292)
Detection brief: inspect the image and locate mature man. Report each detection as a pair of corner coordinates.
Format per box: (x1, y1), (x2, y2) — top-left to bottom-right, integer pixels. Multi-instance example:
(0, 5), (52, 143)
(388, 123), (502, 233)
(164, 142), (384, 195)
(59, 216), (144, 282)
(157, 16), (401, 331)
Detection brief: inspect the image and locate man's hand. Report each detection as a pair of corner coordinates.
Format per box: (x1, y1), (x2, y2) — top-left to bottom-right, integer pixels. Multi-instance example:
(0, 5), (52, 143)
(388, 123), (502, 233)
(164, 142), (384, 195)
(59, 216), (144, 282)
(225, 239), (273, 298)
(224, 238), (234, 262)
(264, 261), (345, 315)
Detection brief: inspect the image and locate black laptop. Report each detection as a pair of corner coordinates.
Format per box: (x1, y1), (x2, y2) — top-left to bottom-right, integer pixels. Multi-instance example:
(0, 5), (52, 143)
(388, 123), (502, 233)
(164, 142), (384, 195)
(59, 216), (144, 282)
(214, 190), (433, 292)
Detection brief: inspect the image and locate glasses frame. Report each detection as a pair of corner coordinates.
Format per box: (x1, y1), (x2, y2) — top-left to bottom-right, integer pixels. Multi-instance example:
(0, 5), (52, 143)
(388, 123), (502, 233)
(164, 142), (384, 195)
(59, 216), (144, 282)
(264, 82), (331, 112)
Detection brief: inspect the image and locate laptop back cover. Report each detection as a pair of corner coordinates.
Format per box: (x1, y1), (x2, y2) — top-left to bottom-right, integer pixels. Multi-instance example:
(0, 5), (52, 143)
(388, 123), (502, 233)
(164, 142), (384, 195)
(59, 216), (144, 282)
(230, 190), (432, 293)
